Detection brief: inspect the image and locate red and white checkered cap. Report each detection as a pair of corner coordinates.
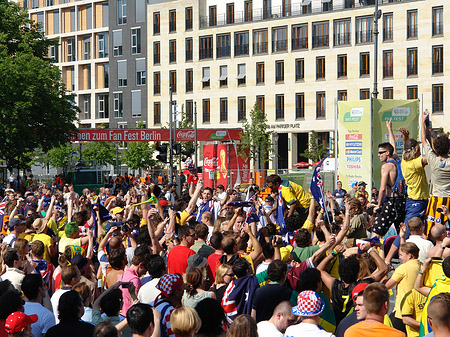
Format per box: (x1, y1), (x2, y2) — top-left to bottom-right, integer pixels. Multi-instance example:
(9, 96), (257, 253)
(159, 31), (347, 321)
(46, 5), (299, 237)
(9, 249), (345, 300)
(292, 290), (325, 317)
(156, 273), (183, 297)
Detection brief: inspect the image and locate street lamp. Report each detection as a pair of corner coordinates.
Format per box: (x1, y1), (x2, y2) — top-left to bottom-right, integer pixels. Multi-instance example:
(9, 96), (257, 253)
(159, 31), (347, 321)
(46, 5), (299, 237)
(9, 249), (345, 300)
(372, 0), (381, 98)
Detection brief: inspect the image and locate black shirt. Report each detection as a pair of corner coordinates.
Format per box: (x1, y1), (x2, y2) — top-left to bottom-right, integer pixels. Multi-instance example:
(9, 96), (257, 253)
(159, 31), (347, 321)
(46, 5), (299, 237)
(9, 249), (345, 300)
(252, 283), (293, 322)
(45, 320), (95, 337)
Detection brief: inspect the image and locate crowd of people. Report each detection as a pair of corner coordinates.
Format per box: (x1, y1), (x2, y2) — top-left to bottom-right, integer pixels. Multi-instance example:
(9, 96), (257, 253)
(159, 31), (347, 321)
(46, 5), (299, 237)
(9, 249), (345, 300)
(0, 111), (450, 337)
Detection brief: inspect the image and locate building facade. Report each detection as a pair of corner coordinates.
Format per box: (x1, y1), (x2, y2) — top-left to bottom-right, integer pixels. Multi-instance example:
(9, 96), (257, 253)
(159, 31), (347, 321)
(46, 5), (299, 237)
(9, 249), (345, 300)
(147, 0), (448, 170)
(22, 0), (148, 129)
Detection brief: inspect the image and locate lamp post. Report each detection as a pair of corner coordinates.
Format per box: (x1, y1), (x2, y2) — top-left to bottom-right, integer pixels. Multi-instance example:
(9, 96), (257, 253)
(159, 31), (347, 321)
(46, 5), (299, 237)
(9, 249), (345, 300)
(273, 132), (279, 175)
(169, 86), (173, 183)
(372, 0), (381, 98)
(194, 102), (198, 169)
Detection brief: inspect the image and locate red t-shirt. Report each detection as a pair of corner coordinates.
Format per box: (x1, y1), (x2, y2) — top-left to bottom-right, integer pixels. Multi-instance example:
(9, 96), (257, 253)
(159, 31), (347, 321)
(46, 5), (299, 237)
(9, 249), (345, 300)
(167, 245), (195, 274)
(206, 252), (223, 283)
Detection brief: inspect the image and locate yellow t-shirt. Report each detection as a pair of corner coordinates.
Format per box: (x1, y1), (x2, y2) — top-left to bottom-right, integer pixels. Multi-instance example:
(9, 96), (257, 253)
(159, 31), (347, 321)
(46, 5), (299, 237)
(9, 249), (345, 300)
(280, 180), (311, 209)
(18, 232), (35, 242)
(401, 289), (426, 337)
(179, 210), (191, 226)
(59, 236), (82, 254)
(32, 233), (53, 261)
(391, 259), (421, 318)
(401, 157), (429, 200)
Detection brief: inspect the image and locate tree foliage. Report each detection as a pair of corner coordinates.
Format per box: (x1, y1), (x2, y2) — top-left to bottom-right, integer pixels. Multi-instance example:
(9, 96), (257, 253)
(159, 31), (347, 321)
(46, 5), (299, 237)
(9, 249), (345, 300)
(82, 142), (117, 166)
(45, 143), (78, 168)
(239, 104), (272, 170)
(300, 131), (330, 163)
(0, 1), (78, 169)
(122, 121), (158, 170)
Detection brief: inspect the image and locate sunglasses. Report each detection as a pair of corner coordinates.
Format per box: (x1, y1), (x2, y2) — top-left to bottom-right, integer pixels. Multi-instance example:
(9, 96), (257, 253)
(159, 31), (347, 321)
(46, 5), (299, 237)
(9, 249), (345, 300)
(225, 273), (234, 276)
(378, 151), (387, 154)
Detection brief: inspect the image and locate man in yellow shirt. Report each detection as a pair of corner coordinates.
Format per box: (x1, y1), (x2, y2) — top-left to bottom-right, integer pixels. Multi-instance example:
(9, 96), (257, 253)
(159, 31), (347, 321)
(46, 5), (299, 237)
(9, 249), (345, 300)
(267, 174), (311, 219)
(401, 289), (426, 337)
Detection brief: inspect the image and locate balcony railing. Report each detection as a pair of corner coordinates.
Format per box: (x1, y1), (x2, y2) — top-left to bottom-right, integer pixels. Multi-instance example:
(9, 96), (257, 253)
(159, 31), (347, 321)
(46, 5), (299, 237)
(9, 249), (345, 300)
(217, 46), (231, 58)
(272, 40), (287, 52)
(186, 83), (193, 92)
(169, 52), (176, 63)
(154, 85), (160, 95)
(432, 62), (443, 74)
(312, 35), (328, 48)
(199, 48), (213, 59)
(407, 65), (417, 76)
(433, 102), (443, 113)
(383, 66), (393, 78)
(432, 23), (443, 36)
(383, 29), (393, 41)
(334, 32), (350, 46)
(185, 50), (193, 61)
(253, 42), (268, 54)
(169, 22), (176, 32)
(235, 44), (249, 56)
(292, 37), (308, 50)
(153, 54), (160, 64)
(198, 0), (401, 29)
(356, 30), (373, 44)
(407, 26), (417, 39)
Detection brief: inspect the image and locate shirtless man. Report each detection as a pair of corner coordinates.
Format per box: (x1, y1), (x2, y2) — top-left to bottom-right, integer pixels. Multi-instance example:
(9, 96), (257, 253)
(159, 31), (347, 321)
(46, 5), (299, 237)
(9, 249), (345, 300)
(372, 142), (406, 238)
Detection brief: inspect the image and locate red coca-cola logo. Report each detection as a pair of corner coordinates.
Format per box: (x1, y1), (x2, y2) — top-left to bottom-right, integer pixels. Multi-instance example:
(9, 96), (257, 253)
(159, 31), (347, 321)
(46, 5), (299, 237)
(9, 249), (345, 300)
(203, 156), (218, 168)
(176, 130), (195, 140)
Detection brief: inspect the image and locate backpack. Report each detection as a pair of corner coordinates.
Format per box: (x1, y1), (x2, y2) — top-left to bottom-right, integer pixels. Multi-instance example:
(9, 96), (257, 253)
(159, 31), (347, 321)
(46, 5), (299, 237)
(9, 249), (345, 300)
(387, 159), (407, 198)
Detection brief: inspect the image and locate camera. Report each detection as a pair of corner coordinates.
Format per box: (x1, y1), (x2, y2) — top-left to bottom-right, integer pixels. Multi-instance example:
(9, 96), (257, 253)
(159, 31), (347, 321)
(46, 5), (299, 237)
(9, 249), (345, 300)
(120, 224), (130, 232)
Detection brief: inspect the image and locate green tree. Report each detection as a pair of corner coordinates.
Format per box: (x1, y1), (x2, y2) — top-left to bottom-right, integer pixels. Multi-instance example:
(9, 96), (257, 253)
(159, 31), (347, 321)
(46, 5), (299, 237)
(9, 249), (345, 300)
(82, 142), (117, 166)
(122, 121), (158, 171)
(44, 143), (79, 169)
(239, 103), (272, 170)
(300, 131), (330, 163)
(0, 1), (78, 170)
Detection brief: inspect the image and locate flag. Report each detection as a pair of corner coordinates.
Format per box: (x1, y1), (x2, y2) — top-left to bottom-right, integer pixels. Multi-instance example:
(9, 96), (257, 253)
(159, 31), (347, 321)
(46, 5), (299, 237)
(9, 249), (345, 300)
(91, 202), (113, 238)
(276, 184), (287, 234)
(310, 157), (331, 224)
(0, 196), (7, 224)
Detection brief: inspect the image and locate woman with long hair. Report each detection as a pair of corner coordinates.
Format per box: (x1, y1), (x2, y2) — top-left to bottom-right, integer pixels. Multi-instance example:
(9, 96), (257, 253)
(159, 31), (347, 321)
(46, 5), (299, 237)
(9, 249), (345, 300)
(212, 264), (233, 303)
(182, 268), (215, 308)
(226, 315), (257, 337)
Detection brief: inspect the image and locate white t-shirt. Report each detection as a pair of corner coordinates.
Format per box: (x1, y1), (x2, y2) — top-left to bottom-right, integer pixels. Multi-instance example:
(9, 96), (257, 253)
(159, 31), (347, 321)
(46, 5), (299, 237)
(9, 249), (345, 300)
(284, 322), (335, 337)
(138, 278), (161, 304)
(2, 233), (17, 248)
(407, 235), (434, 263)
(50, 288), (70, 324)
(257, 320), (283, 337)
(24, 302), (56, 337)
(256, 261), (270, 275)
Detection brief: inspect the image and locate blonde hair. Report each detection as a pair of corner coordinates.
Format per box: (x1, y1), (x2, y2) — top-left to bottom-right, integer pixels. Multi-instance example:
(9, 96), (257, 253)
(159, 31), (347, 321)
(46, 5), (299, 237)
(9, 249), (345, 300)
(14, 238), (29, 260)
(226, 315), (258, 337)
(403, 144), (421, 161)
(170, 307), (201, 337)
(215, 264), (232, 285)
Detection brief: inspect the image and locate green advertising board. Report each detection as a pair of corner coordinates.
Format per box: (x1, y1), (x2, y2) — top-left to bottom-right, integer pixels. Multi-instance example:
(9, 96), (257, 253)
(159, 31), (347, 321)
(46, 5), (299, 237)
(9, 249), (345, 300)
(338, 99), (419, 192)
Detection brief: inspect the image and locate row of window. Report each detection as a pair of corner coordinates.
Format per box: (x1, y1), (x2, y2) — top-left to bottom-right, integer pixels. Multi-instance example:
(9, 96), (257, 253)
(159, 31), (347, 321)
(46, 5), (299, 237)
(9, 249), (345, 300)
(152, 6), (444, 62)
(152, 7), (193, 34)
(117, 59), (146, 88)
(153, 46), (444, 94)
(116, 0), (146, 25)
(152, 84), (444, 124)
(113, 28), (141, 57)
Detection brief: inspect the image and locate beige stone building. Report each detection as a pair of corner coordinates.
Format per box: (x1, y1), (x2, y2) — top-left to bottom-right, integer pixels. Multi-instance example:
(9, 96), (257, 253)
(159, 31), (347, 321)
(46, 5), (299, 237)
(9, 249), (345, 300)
(147, 0), (448, 170)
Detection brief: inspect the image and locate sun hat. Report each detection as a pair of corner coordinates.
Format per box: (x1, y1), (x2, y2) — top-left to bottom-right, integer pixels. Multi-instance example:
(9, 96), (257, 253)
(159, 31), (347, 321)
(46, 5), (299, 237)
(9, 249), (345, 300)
(112, 207), (125, 215)
(32, 218), (47, 234)
(5, 311), (38, 333)
(187, 254), (207, 271)
(292, 290), (325, 317)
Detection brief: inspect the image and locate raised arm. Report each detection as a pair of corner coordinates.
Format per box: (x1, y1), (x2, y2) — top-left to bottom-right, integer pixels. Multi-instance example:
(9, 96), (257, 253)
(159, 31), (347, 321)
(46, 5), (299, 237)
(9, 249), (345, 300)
(414, 257), (432, 296)
(386, 118), (397, 155)
(185, 180), (203, 215)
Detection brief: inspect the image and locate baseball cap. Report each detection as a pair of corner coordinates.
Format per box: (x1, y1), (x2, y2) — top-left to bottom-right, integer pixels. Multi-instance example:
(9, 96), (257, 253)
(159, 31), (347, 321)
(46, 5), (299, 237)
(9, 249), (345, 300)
(112, 207), (125, 215)
(292, 291), (325, 317)
(159, 200), (168, 207)
(169, 182), (178, 187)
(9, 216), (26, 229)
(352, 282), (369, 301)
(357, 181), (367, 187)
(5, 311), (38, 333)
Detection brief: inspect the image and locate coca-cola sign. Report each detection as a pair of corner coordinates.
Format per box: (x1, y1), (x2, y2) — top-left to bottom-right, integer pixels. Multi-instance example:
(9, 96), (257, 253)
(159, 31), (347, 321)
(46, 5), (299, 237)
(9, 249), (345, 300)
(176, 130), (195, 141)
(203, 156), (218, 169)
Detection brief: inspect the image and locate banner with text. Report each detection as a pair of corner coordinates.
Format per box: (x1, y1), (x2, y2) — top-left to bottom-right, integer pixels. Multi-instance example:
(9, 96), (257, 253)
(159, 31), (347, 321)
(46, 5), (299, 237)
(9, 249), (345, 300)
(338, 99), (420, 192)
(371, 99), (420, 186)
(338, 100), (373, 191)
(72, 129), (242, 142)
